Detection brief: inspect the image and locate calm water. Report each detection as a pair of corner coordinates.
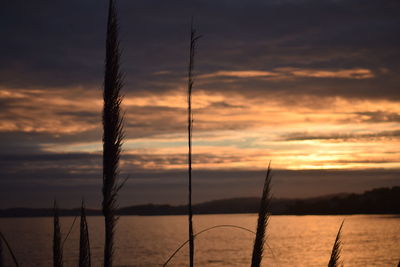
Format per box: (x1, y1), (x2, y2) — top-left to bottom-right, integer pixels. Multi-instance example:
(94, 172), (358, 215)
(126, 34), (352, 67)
(0, 215), (399, 266)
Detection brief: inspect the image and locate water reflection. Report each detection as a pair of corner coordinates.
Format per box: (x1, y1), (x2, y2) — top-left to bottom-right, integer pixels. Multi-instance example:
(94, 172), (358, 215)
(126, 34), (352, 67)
(0, 215), (399, 266)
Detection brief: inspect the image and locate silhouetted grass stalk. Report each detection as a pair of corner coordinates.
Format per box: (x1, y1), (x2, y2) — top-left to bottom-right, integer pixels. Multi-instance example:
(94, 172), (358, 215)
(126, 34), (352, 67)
(163, 224), (255, 267)
(251, 163), (272, 267)
(328, 221), (344, 267)
(102, 0), (125, 266)
(62, 215), (78, 249)
(187, 20), (201, 267)
(0, 234), (3, 267)
(79, 201), (91, 267)
(53, 201), (63, 267)
(0, 231), (19, 267)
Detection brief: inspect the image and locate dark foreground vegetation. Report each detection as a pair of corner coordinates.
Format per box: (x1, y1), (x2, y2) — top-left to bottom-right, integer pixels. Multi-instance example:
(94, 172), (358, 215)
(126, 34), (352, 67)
(1, 186), (399, 217)
(1, 1), (398, 266)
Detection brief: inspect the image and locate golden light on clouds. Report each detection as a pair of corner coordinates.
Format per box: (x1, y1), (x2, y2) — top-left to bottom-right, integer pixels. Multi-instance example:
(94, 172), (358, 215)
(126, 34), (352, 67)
(1, 69), (399, 171)
(198, 68), (374, 80)
(281, 68), (374, 79)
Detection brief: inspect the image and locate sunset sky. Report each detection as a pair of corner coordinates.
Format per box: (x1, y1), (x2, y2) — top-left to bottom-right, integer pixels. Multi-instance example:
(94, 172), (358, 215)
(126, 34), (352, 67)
(1, 0), (399, 208)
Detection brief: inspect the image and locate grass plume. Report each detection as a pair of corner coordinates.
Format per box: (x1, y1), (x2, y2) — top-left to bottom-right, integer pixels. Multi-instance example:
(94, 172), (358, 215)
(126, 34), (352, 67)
(0, 231), (20, 267)
(328, 221), (344, 267)
(53, 200), (63, 267)
(102, 0), (125, 266)
(79, 201), (91, 267)
(187, 19), (201, 267)
(251, 163), (272, 267)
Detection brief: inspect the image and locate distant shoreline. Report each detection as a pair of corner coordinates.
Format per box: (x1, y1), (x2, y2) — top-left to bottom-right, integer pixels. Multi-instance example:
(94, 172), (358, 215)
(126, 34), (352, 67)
(1, 213), (399, 219)
(1, 186), (399, 218)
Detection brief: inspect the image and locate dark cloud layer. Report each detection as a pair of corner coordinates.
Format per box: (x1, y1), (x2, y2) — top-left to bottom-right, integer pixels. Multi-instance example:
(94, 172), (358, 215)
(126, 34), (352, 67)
(1, 0), (399, 100)
(1, 161), (399, 208)
(1, 150), (399, 208)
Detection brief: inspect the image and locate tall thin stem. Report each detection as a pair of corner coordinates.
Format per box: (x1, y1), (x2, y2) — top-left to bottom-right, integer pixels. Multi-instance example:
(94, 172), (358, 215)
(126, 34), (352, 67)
(102, 0), (124, 266)
(163, 225), (255, 267)
(0, 231), (19, 267)
(0, 233), (3, 267)
(187, 20), (201, 267)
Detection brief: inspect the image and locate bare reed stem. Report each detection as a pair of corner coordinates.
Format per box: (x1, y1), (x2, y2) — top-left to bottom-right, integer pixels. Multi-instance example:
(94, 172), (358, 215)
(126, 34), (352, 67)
(102, 0), (125, 266)
(163, 224), (255, 267)
(0, 231), (19, 267)
(251, 163), (272, 267)
(62, 215), (78, 249)
(187, 19), (201, 267)
(0, 233), (3, 267)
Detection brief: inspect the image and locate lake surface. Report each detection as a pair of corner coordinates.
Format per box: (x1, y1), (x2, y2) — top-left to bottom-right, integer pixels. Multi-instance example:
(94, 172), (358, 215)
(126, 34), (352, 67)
(0, 214), (399, 266)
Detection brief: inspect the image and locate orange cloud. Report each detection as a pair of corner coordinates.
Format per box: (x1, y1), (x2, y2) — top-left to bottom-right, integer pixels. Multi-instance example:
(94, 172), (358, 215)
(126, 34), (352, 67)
(199, 68), (374, 81)
(279, 67), (374, 79)
(1, 83), (399, 171)
(199, 70), (278, 79)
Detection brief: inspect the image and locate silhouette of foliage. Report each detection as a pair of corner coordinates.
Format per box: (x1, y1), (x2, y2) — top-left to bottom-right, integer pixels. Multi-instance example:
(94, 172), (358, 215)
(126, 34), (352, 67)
(251, 163), (272, 267)
(53, 201), (63, 267)
(328, 221), (344, 267)
(102, 0), (125, 266)
(79, 201), (91, 267)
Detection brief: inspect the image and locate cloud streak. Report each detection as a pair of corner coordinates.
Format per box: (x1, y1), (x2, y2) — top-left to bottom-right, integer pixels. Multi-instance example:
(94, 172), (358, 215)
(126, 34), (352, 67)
(282, 130), (400, 141)
(199, 68), (374, 80)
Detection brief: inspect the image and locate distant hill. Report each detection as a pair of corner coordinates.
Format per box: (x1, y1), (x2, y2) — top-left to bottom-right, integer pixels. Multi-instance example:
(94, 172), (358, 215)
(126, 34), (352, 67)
(1, 186), (399, 217)
(285, 186), (400, 215)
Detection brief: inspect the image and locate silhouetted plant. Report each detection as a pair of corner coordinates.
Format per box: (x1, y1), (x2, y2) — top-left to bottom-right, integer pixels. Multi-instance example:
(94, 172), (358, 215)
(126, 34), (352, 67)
(0, 234), (3, 267)
(187, 19), (201, 267)
(53, 200), (63, 267)
(0, 231), (19, 267)
(328, 221), (344, 267)
(251, 163), (272, 267)
(79, 201), (91, 267)
(61, 215), (78, 250)
(102, 0), (125, 266)
(163, 224), (255, 266)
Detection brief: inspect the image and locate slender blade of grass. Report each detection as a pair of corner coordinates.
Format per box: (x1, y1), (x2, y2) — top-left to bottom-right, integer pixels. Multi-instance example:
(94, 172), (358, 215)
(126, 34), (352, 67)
(79, 201), (91, 267)
(251, 163), (272, 267)
(53, 200), (63, 267)
(187, 19), (201, 267)
(163, 224), (255, 267)
(0, 231), (19, 267)
(0, 234), (3, 267)
(328, 221), (344, 267)
(61, 215), (78, 249)
(102, 0), (125, 266)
